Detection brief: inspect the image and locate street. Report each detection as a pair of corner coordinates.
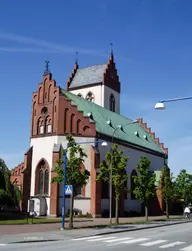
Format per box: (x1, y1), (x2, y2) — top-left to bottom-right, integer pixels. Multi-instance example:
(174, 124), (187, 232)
(2, 222), (192, 251)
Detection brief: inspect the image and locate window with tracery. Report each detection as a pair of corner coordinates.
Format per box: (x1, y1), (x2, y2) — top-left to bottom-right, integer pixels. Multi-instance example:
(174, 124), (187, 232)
(109, 94), (115, 112)
(86, 92), (95, 102)
(35, 160), (49, 195)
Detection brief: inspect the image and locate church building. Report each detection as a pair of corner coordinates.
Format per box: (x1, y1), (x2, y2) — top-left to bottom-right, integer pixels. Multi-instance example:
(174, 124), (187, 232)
(10, 53), (168, 217)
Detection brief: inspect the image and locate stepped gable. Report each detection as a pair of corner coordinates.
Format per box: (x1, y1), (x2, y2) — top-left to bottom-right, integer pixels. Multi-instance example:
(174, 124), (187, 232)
(10, 162), (24, 186)
(137, 117), (168, 155)
(66, 54), (120, 93)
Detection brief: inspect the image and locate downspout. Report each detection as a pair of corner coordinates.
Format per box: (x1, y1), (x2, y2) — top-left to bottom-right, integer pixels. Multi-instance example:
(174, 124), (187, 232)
(100, 82), (103, 107)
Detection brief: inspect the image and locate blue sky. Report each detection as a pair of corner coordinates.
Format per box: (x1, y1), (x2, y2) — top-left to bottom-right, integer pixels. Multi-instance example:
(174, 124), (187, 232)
(0, 0), (192, 175)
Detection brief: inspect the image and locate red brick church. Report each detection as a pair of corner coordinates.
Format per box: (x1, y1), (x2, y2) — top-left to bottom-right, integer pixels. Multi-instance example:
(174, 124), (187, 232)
(10, 53), (168, 217)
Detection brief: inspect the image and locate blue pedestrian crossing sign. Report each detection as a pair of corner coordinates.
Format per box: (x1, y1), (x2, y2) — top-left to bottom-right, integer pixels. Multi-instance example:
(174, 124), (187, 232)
(65, 185), (73, 195)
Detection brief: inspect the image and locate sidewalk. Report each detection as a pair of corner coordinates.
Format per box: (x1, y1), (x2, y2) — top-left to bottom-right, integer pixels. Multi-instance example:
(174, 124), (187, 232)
(0, 215), (183, 235)
(0, 216), (191, 244)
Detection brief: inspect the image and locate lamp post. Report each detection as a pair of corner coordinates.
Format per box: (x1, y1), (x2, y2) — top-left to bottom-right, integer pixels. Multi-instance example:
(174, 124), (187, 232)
(154, 96), (192, 110)
(61, 139), (108, 230)
(109, 120), (138, 224)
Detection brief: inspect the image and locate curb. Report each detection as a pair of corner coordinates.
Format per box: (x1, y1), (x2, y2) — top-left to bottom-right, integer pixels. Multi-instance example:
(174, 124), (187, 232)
(92, 220), (192, 236)
(9, 239), (60, 244)
(6, 220), (191, 244)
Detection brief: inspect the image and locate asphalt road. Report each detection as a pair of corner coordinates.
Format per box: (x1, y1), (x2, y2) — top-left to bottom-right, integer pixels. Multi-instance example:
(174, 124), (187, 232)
(2, 222), (192, 251)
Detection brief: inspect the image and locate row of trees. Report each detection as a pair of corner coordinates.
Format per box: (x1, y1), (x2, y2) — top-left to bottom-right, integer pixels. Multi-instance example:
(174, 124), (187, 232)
(51, 134), (192, 228)
(0, 159), (22, 210)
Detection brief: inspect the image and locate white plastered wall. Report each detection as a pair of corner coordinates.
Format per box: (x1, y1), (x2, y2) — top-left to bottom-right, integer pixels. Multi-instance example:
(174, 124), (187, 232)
(30, 135), (95, 215)
(70, 85), (120, 114)
(70, 85), (103, 107)
(98, 141), (165, 213)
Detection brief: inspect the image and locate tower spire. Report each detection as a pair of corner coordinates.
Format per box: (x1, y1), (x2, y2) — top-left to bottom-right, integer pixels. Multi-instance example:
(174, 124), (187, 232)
(110, 43), (113, 56)
(75, 51), (78, 64)
(44, 59), (50, 75)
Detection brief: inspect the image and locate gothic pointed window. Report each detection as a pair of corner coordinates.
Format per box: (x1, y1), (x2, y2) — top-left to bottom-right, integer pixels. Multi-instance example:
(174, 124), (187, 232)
(35, 160), (49, 195)
(38, 117), (44, 134)
(86, 92), (95, 102)
(44, 170), (49, 195)
(109, 94), (115, 112)
(39, 170), (43, 194)
(45, 116), (52, 134)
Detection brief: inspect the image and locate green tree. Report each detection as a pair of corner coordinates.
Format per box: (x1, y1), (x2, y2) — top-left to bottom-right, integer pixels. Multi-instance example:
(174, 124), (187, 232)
(175, 169), (192, 206)
(97, 144), (128, 224)
(0, 159), (13, 207)
(52, 134), (90, 229)
(160, 165), (175, 219)
(11, 185), (22, 207)
(0, 189), (9, 206)
(133, 156), (156, 221)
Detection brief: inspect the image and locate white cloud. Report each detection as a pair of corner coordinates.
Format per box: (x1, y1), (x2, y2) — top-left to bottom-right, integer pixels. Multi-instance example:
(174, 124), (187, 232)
(0, 47), (62, 53)
(0, 152), (24, 170)
(0, 32), (105, 56)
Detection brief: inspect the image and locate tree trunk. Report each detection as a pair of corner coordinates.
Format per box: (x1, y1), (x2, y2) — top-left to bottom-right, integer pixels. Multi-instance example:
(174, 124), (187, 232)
(145, 205), (148, 221)
(115, 195), (119, 224)
(69, 192), (74, 229)
(166, 201), (169, 219)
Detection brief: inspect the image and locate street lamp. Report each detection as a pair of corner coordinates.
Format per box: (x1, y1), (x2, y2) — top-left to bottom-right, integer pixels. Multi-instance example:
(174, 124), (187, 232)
(154, 96), (192, 110)
(61, 139), (108, 230)
(109, 119), (138, 224)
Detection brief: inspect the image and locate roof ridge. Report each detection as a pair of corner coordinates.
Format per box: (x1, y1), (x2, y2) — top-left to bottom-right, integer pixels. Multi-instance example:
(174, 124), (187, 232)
(78, 63), (107, 70)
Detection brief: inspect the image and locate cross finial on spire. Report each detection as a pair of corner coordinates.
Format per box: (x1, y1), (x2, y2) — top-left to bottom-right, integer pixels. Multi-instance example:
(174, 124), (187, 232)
(75, 51), (78, 64)
(44, 60), (50, 74)
(110, 43), (113, 56)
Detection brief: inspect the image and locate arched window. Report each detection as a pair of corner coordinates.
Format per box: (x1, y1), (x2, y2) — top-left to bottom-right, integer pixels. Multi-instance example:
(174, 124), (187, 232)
(131, 169), (137, 200)
(44, 170), (49, 194)
(64, 108), (69, 132)
(38, 117), (44, 134)
(35, 160), (49, 195)
(109, 94), (115, 112)
(70, 114), (75, 133)
(45, 116), (52, 133)
(86, 92), (95, 102)
(77, 119), (81, 134)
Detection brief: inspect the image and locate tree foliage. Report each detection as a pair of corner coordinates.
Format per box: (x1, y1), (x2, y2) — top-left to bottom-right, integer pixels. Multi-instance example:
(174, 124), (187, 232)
(133, 156), (156, 220)
(52, 134), (90, 228)
(97, 144), (128, 224)
(0, 158), (21, 208)
(174, 169), (192, 206)
(160, 165), (175, 218)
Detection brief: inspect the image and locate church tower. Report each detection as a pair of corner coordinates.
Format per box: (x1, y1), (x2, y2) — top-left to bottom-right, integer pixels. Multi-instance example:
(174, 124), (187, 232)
(66, 52), (121, 113)
(31, 61), (59, 138)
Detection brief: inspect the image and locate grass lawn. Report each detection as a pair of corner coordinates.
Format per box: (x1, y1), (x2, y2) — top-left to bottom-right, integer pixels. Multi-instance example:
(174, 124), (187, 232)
(0, 217), (62, 225)
(0, 216), (183, 225)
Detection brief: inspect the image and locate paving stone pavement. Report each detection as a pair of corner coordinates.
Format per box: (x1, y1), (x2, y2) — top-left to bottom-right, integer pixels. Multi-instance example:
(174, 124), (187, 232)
(0, 215), (183, 235)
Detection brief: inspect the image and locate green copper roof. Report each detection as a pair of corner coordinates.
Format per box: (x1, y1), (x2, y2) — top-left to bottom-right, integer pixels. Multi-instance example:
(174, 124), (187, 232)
(62, 90), (165, 155)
